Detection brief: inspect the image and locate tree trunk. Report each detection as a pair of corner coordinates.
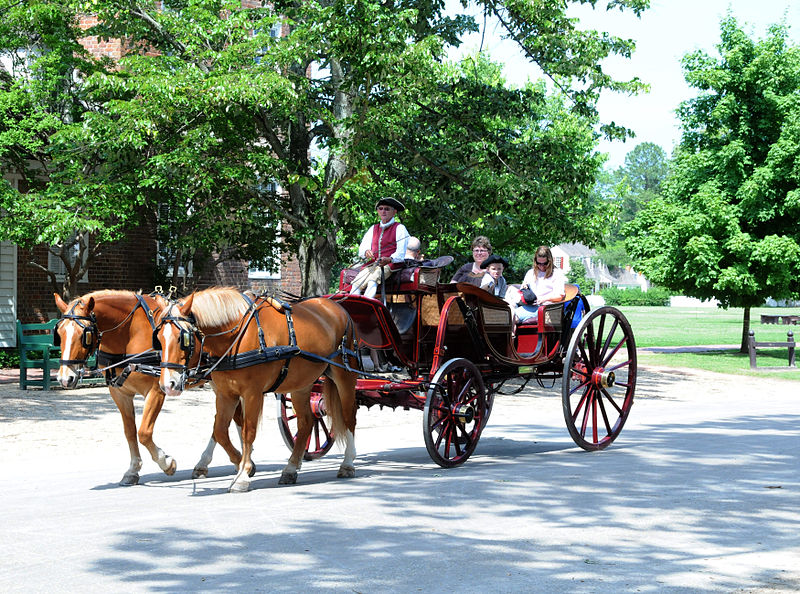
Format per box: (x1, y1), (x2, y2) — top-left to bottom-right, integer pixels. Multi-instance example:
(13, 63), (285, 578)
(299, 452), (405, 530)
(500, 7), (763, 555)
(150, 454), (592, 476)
(740, 306), (751, 353)
(298, 229), (339, 296)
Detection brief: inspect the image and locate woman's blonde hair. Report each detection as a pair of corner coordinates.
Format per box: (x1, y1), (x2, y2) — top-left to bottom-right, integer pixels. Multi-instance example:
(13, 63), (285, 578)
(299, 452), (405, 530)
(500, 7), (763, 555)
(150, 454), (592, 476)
(534, 246), (555, 278)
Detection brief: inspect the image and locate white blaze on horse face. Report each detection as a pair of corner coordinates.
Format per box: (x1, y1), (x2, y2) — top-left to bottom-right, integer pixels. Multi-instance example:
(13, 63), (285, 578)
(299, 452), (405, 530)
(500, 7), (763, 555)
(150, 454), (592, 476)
(57, 323), (79, 386)
(159, 322), (184, 396)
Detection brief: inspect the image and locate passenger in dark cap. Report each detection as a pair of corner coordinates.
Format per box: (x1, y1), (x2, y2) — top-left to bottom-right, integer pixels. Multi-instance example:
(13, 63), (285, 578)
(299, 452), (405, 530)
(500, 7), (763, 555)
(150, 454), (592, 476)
(349, 197), (410, 299)
(479, 254), (509, 298)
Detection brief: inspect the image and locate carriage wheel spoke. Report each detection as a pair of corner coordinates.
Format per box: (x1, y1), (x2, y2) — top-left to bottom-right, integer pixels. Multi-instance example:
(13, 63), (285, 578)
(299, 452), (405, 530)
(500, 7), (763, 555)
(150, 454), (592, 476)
(599, 385), (624, 415)
(595, 388), (614, 436)
(599, 317), (620, 362)
(595, 315), (605, 365)
(602, 335), (627, 368)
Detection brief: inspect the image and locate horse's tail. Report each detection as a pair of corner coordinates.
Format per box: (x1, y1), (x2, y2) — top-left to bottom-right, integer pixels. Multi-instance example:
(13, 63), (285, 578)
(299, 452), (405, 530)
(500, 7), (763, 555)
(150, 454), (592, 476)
(323, 377), (347, 447)
(324, 312), (359, 446)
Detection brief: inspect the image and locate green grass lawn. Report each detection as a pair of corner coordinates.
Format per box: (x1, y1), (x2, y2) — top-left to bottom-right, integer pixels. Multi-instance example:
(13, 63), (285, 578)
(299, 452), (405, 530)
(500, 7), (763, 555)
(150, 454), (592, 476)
(613, 305), (800, 380)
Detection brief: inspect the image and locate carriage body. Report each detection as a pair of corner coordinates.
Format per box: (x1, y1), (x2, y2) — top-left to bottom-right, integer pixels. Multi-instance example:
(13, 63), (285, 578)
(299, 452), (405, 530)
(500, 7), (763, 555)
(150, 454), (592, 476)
(278, 261), (637, 467)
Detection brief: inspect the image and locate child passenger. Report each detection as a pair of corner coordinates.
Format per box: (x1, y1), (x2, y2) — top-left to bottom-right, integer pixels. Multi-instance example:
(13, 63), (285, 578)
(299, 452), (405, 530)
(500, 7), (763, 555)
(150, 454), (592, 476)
(479, 254), (509, 298)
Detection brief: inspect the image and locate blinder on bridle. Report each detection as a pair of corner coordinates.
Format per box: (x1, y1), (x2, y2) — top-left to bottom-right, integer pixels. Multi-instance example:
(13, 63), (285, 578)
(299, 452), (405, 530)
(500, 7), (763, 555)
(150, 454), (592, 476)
(54, 311), (99, 354)
(153, 310), (197, 369)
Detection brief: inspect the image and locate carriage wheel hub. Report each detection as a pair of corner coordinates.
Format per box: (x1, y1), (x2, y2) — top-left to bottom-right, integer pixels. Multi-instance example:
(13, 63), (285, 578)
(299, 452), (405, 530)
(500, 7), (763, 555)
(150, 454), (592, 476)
(454, 403), (475, 424)
(593, 368), (615, 388)
(310, 394), (326, 419)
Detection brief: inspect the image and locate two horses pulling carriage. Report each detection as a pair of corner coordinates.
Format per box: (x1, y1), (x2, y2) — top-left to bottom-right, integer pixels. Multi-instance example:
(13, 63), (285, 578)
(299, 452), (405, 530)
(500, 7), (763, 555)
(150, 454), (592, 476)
(54, 258), (637, 492)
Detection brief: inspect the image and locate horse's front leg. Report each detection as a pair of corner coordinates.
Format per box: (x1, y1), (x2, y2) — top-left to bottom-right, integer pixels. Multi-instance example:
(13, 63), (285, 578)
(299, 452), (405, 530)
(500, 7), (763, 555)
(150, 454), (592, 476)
(229, 392), (263, 493)
(212, 389), (243, 477)
(109, 387), (143, 486)
(138, 382), (177, 476)
(279, 388), (314, 485)
(193, 397), (244, 478)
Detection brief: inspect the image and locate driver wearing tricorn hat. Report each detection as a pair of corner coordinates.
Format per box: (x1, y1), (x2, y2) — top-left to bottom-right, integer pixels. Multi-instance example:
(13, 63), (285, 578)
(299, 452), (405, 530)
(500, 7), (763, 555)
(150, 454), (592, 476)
(349, 197), (410, 299)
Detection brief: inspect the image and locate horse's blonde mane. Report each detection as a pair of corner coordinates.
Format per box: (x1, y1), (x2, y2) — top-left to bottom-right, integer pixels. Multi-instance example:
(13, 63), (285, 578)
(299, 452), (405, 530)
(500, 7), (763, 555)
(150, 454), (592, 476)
(190, 287), (250, 328)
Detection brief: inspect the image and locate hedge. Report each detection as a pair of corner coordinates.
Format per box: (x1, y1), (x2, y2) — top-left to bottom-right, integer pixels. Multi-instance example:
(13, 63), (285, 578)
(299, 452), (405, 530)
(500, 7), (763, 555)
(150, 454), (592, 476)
(599, 286), (671, 306)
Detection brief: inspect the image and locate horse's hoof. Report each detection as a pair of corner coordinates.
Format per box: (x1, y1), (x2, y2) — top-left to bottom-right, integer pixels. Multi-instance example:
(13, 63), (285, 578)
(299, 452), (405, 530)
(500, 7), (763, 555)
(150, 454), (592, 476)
(192, 467), (208, 479)
(228, 480), (250, 493)
(119, 474), (139, 486)
(278, 471), (297, 485)
(164, 458), (177, 476)
(337, 465), (356, 479)
(248, 463), (257, 478)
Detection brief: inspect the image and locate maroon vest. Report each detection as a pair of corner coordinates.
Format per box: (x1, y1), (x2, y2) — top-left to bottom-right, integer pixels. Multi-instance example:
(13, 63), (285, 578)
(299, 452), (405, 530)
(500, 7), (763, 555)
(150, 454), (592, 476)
(370, 222), (403, 270)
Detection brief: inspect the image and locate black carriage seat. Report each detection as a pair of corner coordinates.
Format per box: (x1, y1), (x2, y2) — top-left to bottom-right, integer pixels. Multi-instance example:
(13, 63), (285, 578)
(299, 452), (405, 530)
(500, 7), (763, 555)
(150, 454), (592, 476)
(385, 256), (453, 333)
(338, 255), (453, 295)
(338, 256), (455, 335)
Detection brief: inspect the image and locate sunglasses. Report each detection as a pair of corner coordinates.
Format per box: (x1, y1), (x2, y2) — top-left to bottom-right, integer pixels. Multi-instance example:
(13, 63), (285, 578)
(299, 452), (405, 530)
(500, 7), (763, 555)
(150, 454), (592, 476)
(536, 259), (549, 266)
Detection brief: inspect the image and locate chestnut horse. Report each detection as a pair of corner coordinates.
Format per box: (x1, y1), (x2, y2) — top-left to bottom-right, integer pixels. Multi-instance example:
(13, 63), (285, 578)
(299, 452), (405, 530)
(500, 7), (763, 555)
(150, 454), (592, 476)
(155, 287), (359, 492)
(54, 290), (241, 485)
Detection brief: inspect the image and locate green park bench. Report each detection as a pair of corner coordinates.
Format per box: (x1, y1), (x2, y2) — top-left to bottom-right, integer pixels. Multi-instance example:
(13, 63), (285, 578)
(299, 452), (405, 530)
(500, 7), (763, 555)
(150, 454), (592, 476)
(16, 319), (102, 390)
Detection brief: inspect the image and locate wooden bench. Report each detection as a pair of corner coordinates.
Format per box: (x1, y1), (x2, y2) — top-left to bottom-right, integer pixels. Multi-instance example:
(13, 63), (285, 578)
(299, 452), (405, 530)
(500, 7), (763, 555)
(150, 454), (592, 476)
(748, 330), (796, 370)
(16, 319), (102, 390)
(16, 319), (61, 390)
(760, 314), (800, 325)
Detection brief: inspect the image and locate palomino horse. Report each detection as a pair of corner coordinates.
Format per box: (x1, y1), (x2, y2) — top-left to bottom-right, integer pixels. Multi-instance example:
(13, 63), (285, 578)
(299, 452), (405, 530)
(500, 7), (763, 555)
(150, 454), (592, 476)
(155, 287), (359, 492)
(54, 290), (241, 485)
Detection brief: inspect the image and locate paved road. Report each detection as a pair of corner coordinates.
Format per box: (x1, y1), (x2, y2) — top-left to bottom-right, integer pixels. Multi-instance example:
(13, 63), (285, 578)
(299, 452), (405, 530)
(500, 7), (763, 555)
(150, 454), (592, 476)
(1, 366), (799, 593)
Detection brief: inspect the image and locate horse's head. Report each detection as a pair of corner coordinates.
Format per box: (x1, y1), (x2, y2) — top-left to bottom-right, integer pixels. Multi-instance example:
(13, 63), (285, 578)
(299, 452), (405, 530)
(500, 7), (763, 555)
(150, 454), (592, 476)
(154, 294), (198, 397)
(54, 293), (99, 389)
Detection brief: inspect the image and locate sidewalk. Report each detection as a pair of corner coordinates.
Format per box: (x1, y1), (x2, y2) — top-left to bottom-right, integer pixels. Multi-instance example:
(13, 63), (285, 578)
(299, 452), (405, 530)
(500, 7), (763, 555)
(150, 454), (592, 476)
(639, 344), (739, 353)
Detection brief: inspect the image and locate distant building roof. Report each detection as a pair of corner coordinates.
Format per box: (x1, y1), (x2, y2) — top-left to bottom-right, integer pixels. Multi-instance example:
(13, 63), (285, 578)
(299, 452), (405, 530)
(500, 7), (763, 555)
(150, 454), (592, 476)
(555, 242), (597, 258)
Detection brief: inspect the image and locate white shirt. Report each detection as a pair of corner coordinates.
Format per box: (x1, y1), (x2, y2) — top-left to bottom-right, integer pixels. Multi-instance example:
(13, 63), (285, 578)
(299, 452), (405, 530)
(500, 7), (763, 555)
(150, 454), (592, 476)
(522, 266), (567, 304)
(357, 218), (410, 264)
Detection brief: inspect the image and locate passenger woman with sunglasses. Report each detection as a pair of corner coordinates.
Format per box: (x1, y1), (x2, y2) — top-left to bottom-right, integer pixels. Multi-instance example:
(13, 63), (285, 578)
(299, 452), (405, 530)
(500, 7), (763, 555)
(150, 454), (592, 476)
(514, 246), (567, 323)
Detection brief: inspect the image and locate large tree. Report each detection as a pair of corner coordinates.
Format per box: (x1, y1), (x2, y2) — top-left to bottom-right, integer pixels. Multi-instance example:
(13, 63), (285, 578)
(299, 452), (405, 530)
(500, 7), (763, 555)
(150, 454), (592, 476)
(2, 0), (650, 295)
(0, 0), (135, 299)
(625, 16), (800, 350)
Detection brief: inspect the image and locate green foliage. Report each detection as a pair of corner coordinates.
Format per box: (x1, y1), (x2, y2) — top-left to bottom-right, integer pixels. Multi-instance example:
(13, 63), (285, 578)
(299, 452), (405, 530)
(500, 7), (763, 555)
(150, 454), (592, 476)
(566, 259), (593, 294)
(625, 15), (800, 347)
(1, 0), (652, 296)
(0, 348), (20, 369)
(600, 286), (670, 306)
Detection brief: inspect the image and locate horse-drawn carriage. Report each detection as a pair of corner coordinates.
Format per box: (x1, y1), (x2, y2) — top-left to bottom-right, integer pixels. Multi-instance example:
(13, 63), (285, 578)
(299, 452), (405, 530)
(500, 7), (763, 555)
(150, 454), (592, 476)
(53, 257), (636, 491)
(278, 258), (637, 468)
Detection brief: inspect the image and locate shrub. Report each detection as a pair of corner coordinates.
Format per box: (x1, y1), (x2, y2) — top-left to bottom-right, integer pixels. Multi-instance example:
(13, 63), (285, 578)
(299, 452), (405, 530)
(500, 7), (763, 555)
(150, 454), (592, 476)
(0, 348), (20, 369)
(600, 286), (671, 306)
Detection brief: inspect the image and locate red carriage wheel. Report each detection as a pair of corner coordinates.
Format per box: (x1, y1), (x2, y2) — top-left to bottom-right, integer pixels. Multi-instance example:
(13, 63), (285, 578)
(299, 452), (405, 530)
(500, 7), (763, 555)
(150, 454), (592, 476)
(562, 306), (637, 451)
(276, 391), (335, 461)
(423, 358), (488, 468)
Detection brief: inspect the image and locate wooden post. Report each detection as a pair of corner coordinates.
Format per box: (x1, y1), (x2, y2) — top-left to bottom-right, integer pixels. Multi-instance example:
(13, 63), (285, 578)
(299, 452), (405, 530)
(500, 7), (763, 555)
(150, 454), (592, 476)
(789, 331), (796, 368)
(748, 330), (757, 370)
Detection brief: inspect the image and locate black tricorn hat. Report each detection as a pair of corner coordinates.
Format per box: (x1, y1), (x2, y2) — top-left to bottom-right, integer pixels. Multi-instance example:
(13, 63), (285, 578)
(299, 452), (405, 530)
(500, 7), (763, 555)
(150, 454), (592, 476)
(480, 254), (509, 269)
(376, 197), (405, 212)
